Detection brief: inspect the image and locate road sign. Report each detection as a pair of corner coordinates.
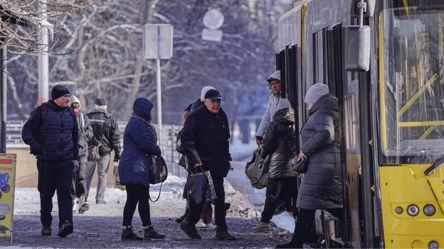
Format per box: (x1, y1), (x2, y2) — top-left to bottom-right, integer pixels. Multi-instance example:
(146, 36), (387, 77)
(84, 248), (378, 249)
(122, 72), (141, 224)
(203, 9), (224, 30)
(202, 28), (223, 42)
(143, 24), (173, 59)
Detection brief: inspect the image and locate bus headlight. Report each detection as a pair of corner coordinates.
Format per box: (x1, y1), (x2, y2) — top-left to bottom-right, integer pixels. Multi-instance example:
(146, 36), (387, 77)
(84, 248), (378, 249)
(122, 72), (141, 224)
(424, 205), (436, 216)
(429, 241), (439, 249)
(407, 205), (419, 216)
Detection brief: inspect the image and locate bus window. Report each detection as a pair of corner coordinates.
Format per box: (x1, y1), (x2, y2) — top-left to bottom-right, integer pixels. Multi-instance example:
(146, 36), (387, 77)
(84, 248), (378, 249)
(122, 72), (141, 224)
(381, 7), (444, 163)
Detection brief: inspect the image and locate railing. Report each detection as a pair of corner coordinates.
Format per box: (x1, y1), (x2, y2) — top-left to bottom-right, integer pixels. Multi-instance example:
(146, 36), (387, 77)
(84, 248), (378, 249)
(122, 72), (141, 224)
(6, 120), (184, 178)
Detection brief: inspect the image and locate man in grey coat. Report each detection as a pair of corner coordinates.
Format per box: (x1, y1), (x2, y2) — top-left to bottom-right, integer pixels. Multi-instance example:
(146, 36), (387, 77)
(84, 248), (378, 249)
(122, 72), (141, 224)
(256, 70), (282, 145)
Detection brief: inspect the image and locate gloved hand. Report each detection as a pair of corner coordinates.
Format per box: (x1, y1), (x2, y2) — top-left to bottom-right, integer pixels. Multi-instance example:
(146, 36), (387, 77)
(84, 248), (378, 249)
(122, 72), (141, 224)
(114, 152), (120, 162)
(30, 143), (42, 156)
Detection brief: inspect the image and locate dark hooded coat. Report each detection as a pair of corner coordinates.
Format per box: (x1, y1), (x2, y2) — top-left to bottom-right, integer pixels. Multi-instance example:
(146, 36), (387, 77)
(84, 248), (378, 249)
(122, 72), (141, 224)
(261, 108), (298, 179)
(297, 94), (342, 210)
(119, 98), (161, 187)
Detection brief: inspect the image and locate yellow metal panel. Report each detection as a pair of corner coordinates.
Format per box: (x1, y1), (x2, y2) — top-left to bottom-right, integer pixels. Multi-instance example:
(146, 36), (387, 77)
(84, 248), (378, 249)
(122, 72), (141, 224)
(380, 166), (444, 248)
(0, 154), (16, 240)
(398, 121), (444, 127)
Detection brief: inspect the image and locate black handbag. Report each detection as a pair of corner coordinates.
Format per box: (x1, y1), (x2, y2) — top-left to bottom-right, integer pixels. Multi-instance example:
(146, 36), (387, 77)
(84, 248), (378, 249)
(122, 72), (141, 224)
(291, 154), (309, 173)
(186, 166), (207, 208)
(149, 155), (168, 185)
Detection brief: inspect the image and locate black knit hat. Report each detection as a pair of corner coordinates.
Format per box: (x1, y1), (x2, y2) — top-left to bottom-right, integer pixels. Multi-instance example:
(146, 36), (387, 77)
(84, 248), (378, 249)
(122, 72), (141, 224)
(95, 98), (108, 106)
(51, 85), (70, 100)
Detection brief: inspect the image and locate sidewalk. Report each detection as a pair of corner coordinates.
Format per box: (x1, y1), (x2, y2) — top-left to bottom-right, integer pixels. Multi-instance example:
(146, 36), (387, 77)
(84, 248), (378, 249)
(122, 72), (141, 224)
(2, 175), (293, 248)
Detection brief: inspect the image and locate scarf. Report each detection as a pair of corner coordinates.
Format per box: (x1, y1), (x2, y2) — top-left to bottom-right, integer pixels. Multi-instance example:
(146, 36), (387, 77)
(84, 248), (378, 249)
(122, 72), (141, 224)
(131, 113), (157, 144)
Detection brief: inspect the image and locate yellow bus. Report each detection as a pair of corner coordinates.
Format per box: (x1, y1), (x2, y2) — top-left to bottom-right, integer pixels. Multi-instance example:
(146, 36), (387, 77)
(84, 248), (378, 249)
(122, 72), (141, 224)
(278, 0), (444, 248)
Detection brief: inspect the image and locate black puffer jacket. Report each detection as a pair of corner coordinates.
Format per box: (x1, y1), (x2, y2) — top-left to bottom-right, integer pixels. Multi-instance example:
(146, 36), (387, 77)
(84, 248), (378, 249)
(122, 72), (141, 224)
(297, 94), (342, 210)
(261, 108), (297, 179)
(181, 105), (231, 178)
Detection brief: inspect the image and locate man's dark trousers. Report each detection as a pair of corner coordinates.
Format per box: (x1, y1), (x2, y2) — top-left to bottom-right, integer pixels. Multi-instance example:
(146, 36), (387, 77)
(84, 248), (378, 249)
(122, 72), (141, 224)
(187, 176), (227, 231)
(38, 159), (74, 227)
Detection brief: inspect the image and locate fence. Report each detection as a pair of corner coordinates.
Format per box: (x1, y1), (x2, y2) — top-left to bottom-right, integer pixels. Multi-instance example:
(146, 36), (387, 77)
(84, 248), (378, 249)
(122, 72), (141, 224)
(6, 120), (184, 178)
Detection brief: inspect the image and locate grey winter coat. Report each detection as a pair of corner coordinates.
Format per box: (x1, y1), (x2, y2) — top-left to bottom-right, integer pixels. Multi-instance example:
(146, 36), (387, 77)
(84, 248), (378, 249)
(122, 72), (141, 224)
(76, 111), (93, 163)
(261, 108), (297, 179)
(297, 94), (342, 210)
(256, 92), (281, 138)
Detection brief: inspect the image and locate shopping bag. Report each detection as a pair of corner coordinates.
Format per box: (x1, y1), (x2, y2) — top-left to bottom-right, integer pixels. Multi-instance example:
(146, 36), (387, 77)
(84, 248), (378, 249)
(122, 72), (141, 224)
(245, 147), (268, 189)
(186, 167), (207, 207)
(205, 171), (217, 201)
(113, 161), (125, 190)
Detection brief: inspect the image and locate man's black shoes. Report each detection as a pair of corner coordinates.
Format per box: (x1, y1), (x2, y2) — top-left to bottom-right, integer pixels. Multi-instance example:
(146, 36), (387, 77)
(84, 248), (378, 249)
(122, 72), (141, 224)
(57, 220), (73, 238)
(180, 218), (201, 239)
(41, 226), (51, 236)
(215, 230), (236, 240)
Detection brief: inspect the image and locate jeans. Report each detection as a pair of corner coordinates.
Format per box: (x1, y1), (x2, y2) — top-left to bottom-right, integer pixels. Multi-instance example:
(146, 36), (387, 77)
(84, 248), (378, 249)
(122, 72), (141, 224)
(37, 159), (74, 227)
(261, 177), (298, 223)
(187, 176), (227, 231)
(122, 184), (151, 227)
(85, 153), (110, 201)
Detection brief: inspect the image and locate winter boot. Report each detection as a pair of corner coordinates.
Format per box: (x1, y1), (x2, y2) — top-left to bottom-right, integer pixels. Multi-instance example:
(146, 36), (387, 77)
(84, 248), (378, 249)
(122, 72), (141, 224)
(78, 196), (89, 214)
(175, 208), (189, 223)
(41, 226), (51, 236)
(57, 220), (73, 238)
(215, 229), (236, 240)
(180, 218), (201, 239)
(121, 226), (143, 241)
(72, 197), (77, 213)
(251, 222), (272, 232)
(142, 225), (166, 240)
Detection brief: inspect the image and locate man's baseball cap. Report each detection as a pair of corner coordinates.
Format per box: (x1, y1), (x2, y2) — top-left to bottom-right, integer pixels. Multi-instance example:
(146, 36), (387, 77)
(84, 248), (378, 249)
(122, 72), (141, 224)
(204, 89), (222, 101)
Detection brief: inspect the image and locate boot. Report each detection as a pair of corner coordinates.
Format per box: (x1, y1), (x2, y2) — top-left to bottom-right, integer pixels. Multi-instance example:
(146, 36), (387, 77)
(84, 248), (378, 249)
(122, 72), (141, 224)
(41, 226), (51, 236)
(175, 208), (189, 223)
(121, 226), (143, 241)
(215, 229), (236, 240)
(142, 225), (166, 240)
(57, 220), (73, 238)
(180, 218), (201, 239)
(251, 222), (272, 232)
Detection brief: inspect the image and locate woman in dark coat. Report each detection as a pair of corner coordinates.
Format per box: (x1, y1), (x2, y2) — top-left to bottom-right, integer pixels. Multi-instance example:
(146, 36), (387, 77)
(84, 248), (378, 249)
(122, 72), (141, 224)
(277, 83), (342, 248)
(118, 98), (165, 241)
(252, 99), (298, 232)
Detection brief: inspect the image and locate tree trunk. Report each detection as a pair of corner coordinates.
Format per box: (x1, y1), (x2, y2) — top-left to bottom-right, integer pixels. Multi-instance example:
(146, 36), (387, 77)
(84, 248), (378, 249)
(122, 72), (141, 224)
(6, 73), (27, 121)
(121, 0), (154, 121)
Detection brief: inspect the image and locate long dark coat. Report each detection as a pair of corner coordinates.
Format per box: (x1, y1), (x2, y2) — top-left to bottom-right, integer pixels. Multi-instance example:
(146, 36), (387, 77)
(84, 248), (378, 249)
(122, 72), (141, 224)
(297, 94), (342, 210)
(261, 107), (298, 179)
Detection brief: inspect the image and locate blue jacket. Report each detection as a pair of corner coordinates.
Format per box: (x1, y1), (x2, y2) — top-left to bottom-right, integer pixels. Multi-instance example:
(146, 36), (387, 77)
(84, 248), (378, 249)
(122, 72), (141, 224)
(22, 101), (79, 162)
(119, 98), (161, 187)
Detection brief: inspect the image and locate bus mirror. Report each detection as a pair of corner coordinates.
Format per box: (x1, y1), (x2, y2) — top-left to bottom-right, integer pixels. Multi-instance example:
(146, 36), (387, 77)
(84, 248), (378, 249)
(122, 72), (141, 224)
(350, 0), (375, 18)
(345, 25), (371, 72)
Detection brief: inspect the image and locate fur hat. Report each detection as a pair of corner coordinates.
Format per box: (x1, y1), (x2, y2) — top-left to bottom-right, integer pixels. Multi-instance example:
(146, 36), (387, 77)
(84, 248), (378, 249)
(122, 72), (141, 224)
(51, 85), (70, 100)
(305, 83), (329, 103)
(200, 86), (216, 102)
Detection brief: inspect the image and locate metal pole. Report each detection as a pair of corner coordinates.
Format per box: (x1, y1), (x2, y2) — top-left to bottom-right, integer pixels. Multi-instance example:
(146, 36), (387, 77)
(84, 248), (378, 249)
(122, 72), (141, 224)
(0, 40), (6, 153)
(156, 58), (162, 145)
(38, 0), (49, 106)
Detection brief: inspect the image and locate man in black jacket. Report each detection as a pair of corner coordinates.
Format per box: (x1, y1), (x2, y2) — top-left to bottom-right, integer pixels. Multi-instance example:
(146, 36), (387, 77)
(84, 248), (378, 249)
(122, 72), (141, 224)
(22, 85), (79, 237)
(85, 98), (121, 204)
(180, 89), (236, 241)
